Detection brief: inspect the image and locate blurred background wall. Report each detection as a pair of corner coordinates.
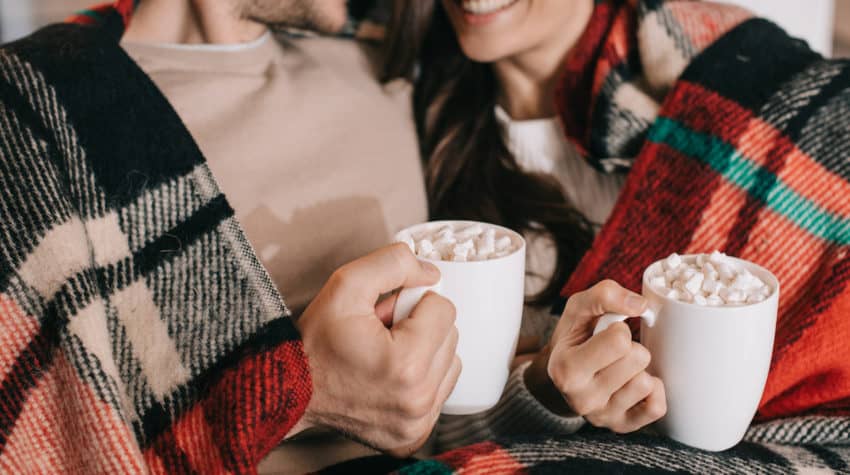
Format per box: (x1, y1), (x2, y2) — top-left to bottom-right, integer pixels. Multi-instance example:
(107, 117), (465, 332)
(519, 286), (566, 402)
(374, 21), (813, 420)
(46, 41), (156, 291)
(720, 0), (836, 56)
(1, 0), (849, 57)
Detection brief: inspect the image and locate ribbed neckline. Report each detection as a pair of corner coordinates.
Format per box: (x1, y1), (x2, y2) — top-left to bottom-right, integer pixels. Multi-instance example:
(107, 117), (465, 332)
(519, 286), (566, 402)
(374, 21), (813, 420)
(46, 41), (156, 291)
(495, 105), (565, 174)
(121, 31), (279, 75)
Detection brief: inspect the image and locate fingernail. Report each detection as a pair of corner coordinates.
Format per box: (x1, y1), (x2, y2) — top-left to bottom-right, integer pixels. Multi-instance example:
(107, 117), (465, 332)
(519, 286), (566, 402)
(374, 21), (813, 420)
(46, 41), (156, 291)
(421, 261), (440, 277)
(626, 294), (646, 313)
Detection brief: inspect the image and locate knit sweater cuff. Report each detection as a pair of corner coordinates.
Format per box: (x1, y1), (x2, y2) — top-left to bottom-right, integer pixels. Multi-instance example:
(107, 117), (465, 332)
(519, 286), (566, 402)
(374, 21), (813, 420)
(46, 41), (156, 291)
(436, 361), (585, 451)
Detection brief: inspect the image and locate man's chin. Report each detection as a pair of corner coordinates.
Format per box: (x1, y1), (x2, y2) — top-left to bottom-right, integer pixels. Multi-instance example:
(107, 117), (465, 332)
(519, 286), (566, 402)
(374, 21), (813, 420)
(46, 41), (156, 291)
(315, 3), (349, 34)
(245, 0), (348, 35)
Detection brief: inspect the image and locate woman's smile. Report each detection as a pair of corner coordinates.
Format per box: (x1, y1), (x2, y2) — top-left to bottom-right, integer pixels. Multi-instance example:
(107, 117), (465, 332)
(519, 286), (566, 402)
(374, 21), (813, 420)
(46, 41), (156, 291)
(452, 0), (521, 25)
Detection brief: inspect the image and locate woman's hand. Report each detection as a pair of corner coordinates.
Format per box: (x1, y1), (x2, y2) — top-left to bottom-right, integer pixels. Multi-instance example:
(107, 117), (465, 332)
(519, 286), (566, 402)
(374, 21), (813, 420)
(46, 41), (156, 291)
(524, 280), (667, 433)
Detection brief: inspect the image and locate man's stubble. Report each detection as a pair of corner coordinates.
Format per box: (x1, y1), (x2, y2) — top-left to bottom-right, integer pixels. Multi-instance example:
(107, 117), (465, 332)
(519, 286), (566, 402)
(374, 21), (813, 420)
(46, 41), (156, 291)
(237, 0), (348, 33)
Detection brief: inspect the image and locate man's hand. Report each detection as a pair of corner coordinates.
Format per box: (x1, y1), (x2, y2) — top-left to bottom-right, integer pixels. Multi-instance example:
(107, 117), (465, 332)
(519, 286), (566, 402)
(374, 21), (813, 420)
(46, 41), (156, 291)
(296, 244), (462, 456)
(525, 280), (666, 433)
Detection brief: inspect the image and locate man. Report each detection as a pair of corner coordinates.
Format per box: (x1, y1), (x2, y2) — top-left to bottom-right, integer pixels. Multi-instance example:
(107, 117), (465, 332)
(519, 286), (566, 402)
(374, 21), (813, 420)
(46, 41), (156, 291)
(0, 0), (458, 472)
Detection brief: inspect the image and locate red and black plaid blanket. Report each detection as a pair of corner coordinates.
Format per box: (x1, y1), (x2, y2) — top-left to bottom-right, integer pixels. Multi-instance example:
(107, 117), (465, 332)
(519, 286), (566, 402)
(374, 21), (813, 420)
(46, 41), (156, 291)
(2, 0), (850, 473)
(0, 4), (311, 473)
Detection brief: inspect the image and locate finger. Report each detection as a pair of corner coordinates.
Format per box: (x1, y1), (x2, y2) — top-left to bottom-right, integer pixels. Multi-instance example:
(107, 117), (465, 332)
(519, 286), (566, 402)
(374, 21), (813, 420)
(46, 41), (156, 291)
(392, 292), (457, 357)
(605, 371), (655, 417)
(375, 291), (400, 327)
(592, 342), (651, 397)
(621, 376), (667, 432)
(568, 322), (635, 375)
(563, 280), (647, 331)
(426, 323), (459, 388)
(432, 355), (462, 412)
(387, 356), (461, 459)
(333, 243), (441, 306)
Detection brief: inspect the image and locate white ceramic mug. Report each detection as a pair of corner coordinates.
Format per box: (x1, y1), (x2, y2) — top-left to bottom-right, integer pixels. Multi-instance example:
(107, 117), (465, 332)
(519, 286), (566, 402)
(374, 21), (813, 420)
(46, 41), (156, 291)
(392, 221), (526, 415)
(593, 255), (779, 451)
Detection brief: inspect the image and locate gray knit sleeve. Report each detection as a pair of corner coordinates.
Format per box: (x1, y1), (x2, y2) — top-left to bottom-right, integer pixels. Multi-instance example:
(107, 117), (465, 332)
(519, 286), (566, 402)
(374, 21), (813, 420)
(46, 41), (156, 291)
(435, 360), (585, 451)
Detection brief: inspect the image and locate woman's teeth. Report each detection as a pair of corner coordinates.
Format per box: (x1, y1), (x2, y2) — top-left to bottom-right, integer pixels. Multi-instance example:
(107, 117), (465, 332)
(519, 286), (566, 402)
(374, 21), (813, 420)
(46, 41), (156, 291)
(461, 0), (517, 15)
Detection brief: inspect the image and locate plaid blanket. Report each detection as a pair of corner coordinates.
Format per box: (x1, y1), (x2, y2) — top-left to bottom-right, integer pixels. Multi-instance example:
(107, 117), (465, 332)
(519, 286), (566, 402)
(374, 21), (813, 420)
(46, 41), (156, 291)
(364, 0), (850, 473)
(3, 0), (850, 473)
(558, 0), (850, 422)
(0, 12), (310, 475)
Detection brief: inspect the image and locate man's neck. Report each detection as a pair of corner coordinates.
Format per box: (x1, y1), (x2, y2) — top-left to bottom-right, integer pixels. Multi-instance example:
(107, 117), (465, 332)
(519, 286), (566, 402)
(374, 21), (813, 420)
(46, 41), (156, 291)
(492, 0), (594, 121)
(123, 0), (267, 45)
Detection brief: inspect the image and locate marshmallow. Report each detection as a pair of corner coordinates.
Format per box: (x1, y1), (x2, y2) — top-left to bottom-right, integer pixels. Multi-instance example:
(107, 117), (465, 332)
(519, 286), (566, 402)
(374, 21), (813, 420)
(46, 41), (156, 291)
(702, 276), (722, 295)
(401, 236), (415, 254)
(401, 223), (520, 262)
(664, 253), (683, 271)
(456, 224), (484, 240)
(683, 272), (704, 295)
(495, 236), (513, 252)
(709, 250), (726, 265)
(416, 239), (435, 256)
(649, 276), (667, 290)
(650, 251), (771, 306)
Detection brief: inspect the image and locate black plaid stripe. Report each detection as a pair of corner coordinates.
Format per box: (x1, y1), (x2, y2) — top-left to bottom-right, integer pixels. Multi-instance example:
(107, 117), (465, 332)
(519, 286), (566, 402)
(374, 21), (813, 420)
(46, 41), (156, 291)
(0, 23), (300, 457)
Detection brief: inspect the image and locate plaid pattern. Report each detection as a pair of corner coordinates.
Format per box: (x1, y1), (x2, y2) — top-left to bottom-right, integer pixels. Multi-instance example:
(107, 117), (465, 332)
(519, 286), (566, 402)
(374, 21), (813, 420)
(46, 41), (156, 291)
(392, 432), (850, 474)
(0, 11), (310, 475)
(559, 0), (850, 422)
(359, 1), (850, 473)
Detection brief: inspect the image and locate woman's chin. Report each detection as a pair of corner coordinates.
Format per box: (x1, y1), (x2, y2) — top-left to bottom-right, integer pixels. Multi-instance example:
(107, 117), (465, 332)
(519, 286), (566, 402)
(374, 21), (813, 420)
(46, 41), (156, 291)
(458, 41), (512, 63)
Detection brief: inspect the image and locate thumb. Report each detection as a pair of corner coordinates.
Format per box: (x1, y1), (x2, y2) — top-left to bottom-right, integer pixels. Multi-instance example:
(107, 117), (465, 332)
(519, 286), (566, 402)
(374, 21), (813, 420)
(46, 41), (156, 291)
(557, 280), (646, 345)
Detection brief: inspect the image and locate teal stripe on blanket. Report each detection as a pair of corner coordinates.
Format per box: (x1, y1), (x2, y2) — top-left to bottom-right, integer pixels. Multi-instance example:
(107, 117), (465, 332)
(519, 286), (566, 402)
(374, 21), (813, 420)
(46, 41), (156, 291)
(648, 117), (850, 246)
(399, 459), (455, 475)
(72, 9), (104, 21)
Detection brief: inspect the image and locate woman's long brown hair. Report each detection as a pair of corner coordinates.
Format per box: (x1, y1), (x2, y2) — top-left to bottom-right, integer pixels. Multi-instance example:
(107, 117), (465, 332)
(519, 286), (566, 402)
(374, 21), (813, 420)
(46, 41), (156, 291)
(382, 1), (595, 306)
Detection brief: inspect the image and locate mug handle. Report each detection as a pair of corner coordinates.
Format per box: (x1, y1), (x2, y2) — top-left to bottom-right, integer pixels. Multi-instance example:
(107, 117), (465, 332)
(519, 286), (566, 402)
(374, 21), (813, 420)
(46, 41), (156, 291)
(392, 275), (443, 325)
(593, 308), (658, 336)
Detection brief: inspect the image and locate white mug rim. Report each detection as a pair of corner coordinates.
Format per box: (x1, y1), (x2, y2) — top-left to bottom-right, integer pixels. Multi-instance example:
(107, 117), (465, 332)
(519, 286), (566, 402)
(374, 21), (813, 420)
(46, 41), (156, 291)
(641, 254), (780, 311)
(394, 220), (527, 265)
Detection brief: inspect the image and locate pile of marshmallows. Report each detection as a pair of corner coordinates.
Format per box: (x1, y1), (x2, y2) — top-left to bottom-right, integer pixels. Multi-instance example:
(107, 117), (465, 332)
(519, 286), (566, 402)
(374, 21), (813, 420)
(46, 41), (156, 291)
(399, 223), (519, 262)
(650, 251), (771, 306)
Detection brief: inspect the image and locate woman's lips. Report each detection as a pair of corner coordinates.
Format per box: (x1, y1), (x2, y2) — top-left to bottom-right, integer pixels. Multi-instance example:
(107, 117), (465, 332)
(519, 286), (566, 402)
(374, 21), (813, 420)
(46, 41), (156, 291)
(454, 0), (520, 24)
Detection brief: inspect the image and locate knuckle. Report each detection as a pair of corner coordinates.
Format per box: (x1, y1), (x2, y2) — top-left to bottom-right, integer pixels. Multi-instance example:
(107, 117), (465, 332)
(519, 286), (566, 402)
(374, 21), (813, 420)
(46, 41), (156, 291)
(549, 358), (580, 394)
(634, 373), (654, 395)
(564, 293), (582, 312)
(557, 372), (582, 395)
(647, 381), (668, 419)
(597, 279), (619, 298)
(435, 295), (457, 322)
(394, 424), (421, 445)
(389, 242), (415, 266)
(328, 265), (353, 289)
(568, 393), (601, 417)
(647, 397), (667, 420)
(394, 357), (425, 387)
(399, 391), (433, 419)
(607, 325), (632, 355)
(631, 344), (651, 368)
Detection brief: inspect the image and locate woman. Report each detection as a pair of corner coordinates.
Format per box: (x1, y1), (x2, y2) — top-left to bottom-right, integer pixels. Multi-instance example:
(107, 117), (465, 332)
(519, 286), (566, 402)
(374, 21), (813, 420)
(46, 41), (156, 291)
(382, 0), (850, 451)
